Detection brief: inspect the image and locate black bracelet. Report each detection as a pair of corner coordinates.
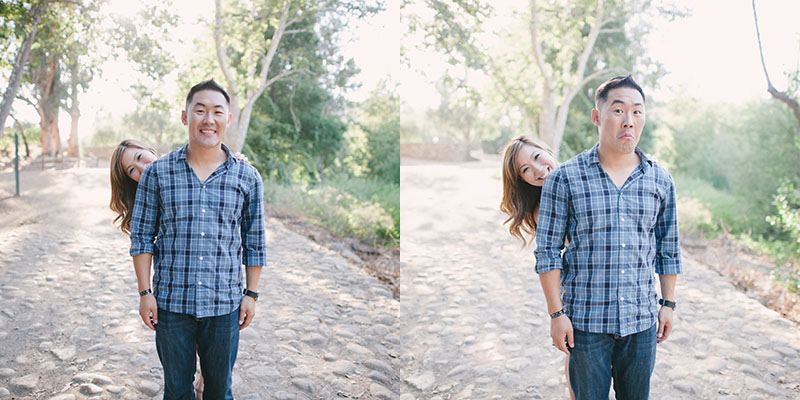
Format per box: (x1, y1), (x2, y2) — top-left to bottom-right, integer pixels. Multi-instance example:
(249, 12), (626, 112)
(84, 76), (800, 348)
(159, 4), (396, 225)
(549, 309), (566, 319)
(139, 288), (152, 297)
(243, 288), (259, 300)
(658, 298), (677, 310)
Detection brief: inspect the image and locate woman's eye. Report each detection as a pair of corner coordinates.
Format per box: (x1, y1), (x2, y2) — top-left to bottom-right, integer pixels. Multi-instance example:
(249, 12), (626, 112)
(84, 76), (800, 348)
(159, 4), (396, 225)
(136, 153), (142, 160)
(534, 153), (540, 161)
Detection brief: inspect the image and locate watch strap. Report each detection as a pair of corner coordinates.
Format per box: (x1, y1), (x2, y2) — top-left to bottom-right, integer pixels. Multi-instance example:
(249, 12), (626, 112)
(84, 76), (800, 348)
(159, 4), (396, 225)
(549, 309), (566, 319)
(243, 288), (259, 300)
(658, 298), (676, 310)
(139, 288), (152, 297)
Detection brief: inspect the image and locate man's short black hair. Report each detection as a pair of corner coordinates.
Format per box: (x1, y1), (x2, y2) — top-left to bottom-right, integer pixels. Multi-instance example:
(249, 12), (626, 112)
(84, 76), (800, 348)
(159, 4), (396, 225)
(185, 79), (231, 110)
(594, 75), (646, 108)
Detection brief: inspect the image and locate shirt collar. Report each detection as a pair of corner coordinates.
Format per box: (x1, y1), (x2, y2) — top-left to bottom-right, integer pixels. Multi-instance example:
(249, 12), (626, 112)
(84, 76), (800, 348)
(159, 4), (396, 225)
(176, 143), (237, 168)
(588, 143), (652, 173)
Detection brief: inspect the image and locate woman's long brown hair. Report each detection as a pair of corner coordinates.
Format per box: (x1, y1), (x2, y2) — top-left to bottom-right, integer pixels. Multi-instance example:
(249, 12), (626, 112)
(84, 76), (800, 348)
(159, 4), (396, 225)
(500, 135), (556, 247)
(109, 140), (157, 235)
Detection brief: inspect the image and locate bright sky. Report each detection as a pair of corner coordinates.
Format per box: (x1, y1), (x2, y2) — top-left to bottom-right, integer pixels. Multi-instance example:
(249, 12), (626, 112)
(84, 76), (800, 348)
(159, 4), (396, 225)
(399, 0), (800, 109)
(12, 0), (398, 142)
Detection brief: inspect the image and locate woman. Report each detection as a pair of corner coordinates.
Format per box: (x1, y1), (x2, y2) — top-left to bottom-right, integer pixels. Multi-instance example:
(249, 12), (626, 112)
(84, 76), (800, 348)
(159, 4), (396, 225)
(500, 135), (573, 400)
(109, 139), (159, 234)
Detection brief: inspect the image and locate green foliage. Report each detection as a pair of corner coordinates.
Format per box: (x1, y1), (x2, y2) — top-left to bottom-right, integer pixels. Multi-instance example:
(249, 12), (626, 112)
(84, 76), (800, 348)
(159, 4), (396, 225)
(90, 113), (123, 147)
(351, 82), (400, 184)
(244, 79), (347, 184)
(266, 175), (399, 247)
(666, 100), (800, 238)
(766, 181), (800, 292)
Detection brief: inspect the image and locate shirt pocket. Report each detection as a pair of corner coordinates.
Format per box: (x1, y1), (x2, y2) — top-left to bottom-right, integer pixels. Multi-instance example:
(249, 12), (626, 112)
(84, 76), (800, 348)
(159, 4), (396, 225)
(626, 185), (661, 232)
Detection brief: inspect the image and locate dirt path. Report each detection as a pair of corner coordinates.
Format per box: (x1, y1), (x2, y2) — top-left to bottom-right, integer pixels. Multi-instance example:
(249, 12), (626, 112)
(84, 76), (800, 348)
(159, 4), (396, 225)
(0, 168), (400, 399)
(399, 157), (800, 399)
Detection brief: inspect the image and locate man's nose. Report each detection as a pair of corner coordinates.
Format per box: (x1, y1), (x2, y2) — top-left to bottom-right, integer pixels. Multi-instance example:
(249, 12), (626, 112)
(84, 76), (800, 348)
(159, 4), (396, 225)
(203, 112), (214, 123)
(623, 113), (634, 127)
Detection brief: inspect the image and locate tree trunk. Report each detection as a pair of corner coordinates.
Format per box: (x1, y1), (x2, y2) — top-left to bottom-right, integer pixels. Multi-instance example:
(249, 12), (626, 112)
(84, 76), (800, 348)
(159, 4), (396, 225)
(67, 73), (80, 157)
(528, 0), (616, 158)
(214, 0), (293, 153)
(0, 3), (45, 140)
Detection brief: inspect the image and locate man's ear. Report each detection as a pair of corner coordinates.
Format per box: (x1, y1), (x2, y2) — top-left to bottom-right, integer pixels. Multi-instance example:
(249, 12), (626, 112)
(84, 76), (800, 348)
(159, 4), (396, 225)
(227, 112), (232, 125)
(181, 110), (187, 125)
(591, 109), (600, 127)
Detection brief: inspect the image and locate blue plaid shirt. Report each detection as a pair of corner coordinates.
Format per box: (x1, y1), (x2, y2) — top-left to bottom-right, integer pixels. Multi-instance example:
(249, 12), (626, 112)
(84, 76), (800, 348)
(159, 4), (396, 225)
(130, 143), (267, 318)
(534, 144), (682, 336)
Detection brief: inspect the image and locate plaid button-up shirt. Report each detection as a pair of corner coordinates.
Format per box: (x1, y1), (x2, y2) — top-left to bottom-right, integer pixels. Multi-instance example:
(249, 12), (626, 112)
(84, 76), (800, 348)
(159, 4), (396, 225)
(534, 144), (682, 336)
(130, 143), (267, 318)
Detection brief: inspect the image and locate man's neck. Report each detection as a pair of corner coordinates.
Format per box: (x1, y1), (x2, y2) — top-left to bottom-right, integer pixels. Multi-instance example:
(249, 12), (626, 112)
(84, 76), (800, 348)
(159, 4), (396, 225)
(596, 144), (639, 171)
(186, 143), (226, 165)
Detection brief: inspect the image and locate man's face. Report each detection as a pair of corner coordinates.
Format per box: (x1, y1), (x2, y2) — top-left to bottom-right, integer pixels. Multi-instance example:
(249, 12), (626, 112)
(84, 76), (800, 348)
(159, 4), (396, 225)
(592, 87), (645, 155)
(181, 89), (231, 149)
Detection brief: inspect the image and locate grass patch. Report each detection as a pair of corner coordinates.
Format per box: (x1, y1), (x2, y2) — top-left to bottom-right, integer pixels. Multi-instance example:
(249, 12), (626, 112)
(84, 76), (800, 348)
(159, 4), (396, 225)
(266, 175), (399, 248)
(673, 173), (754, 235)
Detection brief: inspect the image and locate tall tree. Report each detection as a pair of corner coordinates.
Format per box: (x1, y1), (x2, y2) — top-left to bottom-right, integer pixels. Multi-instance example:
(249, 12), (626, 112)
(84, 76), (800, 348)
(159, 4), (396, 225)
(412, 0), (681, 158)
(213, 0), (381, 153)
(0, 0), (46, 140)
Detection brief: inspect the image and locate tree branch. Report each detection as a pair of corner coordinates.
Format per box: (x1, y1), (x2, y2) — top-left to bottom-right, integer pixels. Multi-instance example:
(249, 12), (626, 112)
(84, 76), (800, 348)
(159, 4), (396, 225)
(214, 0), (238, 99)
(528, 0), (552, 93)
(752, 0), (800, 124)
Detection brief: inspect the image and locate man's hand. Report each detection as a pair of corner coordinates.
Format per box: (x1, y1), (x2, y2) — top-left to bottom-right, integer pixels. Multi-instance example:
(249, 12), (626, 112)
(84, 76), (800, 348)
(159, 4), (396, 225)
(239, 296), (256, 330)
(551, 315), (574, 355)
(657, 306), (674, 343)
(139, 294), (158, 330)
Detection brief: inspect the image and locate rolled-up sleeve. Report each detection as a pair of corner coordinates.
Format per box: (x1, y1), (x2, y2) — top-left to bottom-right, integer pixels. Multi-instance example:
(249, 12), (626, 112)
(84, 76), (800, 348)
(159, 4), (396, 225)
(241, 168), (267, 266)
(130, 166), (159, 256)
(654, 174), (682, 275)
(534, 168), (569, 274)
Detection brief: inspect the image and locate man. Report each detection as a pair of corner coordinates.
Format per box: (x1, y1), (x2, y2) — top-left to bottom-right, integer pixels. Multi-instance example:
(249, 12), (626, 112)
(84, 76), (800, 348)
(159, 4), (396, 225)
(130, 79), (266, 399)
(534, 75), (682, 399)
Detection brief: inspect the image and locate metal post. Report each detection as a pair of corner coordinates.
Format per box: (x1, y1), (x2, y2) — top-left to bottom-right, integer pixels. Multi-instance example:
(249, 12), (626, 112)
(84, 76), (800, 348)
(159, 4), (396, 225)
(14, 130), (20, 196)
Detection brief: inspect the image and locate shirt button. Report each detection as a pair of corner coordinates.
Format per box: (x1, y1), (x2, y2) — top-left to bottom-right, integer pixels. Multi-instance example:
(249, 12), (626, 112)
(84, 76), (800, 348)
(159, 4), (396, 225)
(621, 270), (625, 274)
(202, 209), (206, 213)
(199, 256), (203, 261)
(202, 185), (206, 189)
(620, 297), (625, 301)
(621, 217), (625, 222)
(621, 243), (626, 248)
(198, 281), (202, 285)
(201, 232), (205, 236)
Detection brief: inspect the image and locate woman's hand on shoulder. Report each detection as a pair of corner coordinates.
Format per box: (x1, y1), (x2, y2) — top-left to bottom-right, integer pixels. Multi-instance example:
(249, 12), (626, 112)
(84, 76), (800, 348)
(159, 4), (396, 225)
(234, 152), (251, 165)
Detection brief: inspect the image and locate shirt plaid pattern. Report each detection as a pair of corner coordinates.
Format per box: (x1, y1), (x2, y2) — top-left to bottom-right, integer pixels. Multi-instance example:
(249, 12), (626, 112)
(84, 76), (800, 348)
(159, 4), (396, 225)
(534, 144), (682, 336)
(130, 143), (267, 318)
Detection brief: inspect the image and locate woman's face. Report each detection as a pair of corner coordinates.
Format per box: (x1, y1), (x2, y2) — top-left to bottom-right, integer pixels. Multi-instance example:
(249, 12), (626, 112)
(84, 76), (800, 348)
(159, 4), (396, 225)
(120, 147), (157, 182)
(514, 143), (557, 187)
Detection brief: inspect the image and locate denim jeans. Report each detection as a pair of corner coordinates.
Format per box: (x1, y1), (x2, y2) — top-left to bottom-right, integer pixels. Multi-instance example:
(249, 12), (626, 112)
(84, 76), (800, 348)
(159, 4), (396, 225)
(568, 323), (657, 400)
(155, 308), (240, 400)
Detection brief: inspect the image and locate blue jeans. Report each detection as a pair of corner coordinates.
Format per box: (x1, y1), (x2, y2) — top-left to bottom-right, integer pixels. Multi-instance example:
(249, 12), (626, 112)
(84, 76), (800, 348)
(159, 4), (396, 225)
(569, 323), (657, 400)
(155, 308), (240, 400)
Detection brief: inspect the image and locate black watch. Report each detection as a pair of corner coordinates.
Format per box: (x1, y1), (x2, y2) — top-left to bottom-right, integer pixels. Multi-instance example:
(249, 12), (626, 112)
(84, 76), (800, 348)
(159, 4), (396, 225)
(658, 298), (676, 310)
(243, 289), (259, 301)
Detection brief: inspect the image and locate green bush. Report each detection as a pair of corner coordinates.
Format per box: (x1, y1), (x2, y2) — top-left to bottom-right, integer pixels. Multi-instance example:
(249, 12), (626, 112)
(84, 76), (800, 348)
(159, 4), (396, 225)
(266, 175), (399, 247)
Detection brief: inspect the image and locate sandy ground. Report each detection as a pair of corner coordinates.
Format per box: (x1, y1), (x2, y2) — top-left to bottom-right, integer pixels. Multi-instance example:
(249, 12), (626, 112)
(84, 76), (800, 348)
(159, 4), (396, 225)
(0, 167), (401, 399)
(399, 157), (800, 399)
